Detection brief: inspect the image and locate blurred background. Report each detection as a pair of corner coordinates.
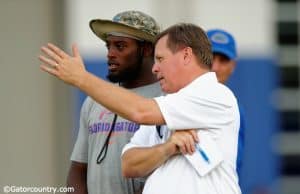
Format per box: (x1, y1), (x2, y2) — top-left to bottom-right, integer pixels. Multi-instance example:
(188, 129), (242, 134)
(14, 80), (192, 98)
(0, 0), (299, 193)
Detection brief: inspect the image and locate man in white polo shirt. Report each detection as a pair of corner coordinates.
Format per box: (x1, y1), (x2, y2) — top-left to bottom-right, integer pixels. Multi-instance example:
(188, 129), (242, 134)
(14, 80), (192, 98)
(39, 23), (241, 194)
(121, 24), (241, 194)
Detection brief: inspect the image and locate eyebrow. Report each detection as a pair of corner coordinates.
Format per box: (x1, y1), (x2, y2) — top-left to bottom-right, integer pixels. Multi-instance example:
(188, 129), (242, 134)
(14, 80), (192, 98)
(154, 55), (163, 61)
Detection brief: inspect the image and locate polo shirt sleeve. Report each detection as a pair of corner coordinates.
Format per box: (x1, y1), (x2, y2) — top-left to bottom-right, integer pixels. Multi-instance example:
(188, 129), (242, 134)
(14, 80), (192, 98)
(154, 91), (233, 130)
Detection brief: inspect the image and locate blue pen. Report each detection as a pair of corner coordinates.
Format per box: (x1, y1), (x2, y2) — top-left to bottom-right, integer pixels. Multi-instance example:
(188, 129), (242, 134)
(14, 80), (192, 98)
(195, 144), (210, 164)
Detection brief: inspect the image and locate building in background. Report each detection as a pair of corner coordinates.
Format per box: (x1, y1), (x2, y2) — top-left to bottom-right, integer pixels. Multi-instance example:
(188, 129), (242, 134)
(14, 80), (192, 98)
(275, 0), (300, 193)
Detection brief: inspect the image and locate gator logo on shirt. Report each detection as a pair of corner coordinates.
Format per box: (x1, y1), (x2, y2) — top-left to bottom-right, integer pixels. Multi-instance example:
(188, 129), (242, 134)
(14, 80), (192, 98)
(88, 110), (140, 134)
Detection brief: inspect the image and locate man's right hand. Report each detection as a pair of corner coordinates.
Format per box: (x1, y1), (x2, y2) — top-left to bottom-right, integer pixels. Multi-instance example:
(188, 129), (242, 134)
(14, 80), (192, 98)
(39, 43), (88, 88)
(168, 129), (199, 155)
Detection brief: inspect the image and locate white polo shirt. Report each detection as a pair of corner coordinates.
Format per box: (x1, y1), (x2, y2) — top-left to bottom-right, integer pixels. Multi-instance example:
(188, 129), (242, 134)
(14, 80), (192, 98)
(122, 72), (241, 194)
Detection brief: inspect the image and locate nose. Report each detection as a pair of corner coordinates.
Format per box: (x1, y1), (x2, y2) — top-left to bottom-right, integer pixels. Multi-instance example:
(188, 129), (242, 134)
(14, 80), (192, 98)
(107, 47), (116, 59)
(152, 62), (159, 75)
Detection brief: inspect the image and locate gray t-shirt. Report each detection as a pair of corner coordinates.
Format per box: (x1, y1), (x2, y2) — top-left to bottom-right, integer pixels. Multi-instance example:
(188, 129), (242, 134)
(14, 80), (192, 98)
(71, 82), (162, 194)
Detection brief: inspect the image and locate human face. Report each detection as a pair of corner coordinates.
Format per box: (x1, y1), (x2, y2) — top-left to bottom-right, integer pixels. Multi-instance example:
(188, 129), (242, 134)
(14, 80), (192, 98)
(211, 53), (236, 84)
(105, 36), (142, 83)
(152, 35), (183, 93)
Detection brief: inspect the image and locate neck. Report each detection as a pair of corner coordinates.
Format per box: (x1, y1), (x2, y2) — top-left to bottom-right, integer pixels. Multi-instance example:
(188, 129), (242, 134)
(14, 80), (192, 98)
(121, 57), (157, 89)
(179, 65), (210, 90)
(120, 75), (157, 89)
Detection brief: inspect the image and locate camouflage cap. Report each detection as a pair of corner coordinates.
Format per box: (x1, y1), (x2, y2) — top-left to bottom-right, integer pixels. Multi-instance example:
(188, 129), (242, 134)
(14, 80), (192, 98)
(90, 10), (160, 43)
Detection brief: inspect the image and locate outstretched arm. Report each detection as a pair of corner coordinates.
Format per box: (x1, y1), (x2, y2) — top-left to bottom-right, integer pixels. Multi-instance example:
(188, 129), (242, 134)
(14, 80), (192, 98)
(39, 43), (164, 125)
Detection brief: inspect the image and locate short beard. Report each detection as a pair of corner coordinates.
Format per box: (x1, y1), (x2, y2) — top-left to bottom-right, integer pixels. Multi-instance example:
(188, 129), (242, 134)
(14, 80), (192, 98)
(107, 43), (144, 83)
(106, 63), (142, 83)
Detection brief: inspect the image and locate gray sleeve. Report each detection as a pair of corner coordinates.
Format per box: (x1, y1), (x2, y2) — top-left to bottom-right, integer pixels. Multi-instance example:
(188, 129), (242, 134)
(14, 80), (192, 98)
(70, 97), (92, 163)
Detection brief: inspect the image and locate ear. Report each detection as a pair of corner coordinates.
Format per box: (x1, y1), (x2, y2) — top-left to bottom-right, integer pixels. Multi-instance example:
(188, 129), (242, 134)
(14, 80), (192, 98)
(230, 61), (237, 74)
(182, 47), (193, 65)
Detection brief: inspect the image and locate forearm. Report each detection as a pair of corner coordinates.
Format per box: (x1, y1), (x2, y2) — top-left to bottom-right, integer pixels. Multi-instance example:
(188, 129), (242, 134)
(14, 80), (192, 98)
(66, 162), (88, 194)
(39, 43), (165, 125)
(122, 142), (177, 178)
(78, 72), (165, 125)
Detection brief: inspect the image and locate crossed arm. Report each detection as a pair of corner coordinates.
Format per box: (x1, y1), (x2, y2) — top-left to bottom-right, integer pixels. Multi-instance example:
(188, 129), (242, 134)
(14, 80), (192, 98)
(122, 129), (199, 178)
(122, 141), (176, 177)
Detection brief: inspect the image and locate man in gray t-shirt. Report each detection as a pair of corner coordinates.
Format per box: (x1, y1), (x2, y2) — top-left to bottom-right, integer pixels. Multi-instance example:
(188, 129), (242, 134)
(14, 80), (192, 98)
(67, 11), (161, 194)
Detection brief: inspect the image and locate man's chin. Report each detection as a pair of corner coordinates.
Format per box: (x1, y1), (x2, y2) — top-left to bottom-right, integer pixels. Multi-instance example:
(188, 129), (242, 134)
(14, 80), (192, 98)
(106, 74), (121, 83)
(161, 85), (177, 94)
(106, 67), (140, 83)
(161, 86), (170, 94)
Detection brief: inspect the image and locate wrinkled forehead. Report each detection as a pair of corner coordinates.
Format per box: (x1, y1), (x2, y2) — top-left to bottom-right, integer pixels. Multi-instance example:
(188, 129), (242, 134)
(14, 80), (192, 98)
(155, 35), (168, 49)
(154, 36), (173, 59)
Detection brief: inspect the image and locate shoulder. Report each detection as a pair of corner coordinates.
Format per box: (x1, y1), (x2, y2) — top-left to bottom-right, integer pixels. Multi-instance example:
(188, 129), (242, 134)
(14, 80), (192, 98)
(82, 96), (96, 109)
(81, 96), (106, 115)
(217, 83), (237, 101)
(182, 73), (238, 106)
(132, 82), (163, 98)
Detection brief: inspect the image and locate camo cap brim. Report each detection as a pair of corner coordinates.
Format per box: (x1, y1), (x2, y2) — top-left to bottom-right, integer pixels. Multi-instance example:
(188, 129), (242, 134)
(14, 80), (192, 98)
(89, 11), (160, 43)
